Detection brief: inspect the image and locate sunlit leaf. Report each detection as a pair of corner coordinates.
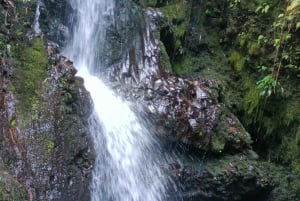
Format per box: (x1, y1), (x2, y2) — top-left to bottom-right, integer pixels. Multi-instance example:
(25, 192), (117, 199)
(296, 22), (300, 29)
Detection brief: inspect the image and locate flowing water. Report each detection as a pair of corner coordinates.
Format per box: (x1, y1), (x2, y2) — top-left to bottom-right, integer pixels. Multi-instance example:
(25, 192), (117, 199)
(33, 0), (41, 34)
(64, 0), (171, 200)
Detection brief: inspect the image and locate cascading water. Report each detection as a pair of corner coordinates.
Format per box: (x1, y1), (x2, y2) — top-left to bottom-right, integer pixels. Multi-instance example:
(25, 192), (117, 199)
(64, 0), (171, 200)
(33, 0), (41, 34)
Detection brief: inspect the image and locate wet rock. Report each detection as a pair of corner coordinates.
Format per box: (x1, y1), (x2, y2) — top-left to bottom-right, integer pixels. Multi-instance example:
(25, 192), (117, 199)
(0, 5), (94, 198)
(98, 6), (252, 154)
(14, 42), (94, 201)
(166, 153), (273, 201)
(41, 0), (68, 46)
(0, 161), (26, 201)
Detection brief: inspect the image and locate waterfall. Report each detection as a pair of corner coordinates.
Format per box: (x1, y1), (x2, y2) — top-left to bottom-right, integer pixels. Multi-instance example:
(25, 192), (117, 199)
(33, 0), (41, 34)
(64, 0), (171, 200)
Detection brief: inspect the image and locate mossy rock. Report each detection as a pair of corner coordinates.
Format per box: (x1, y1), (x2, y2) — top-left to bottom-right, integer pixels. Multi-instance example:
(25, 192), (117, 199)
(11, 37), (48, 117)
(159, 0), (190, 59)
(0, 164), (26, 201)
(158, 41), (172, 71)
(212, 107), (253, 153)
(177, 153), (273, 200)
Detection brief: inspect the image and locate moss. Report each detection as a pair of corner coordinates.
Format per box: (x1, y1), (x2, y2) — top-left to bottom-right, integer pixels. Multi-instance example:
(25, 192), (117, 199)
(280, 100), (300, 126)
(160, 1), (190, 59)
(212, 109), (253, 152)
(160, 1), (188, 22)
(43, 139), (55, 160)
(144, 0), (157, 7)
(12, 37), (48, 117)
(237, 32), (247, 47)
(211, 133), (226, 153)
(247, 41), (261, 56)
(0, 169), (26, 201)
(279, 127), (300, 174)
(158, 41), (172, 71)
(242, 78), (260, 114)
(228, 50), (245, 72)
(173, 55), (192, 74)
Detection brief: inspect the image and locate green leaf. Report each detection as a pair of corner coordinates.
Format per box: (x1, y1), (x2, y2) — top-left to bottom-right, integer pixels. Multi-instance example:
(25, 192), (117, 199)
(282, 54), (289, 60)
(296, 22), (300, 29)
(267, 89), (272, 97)
(263, 5), (270, 13)
(259, 90), (266, 96)
(10, 119), (16, 126)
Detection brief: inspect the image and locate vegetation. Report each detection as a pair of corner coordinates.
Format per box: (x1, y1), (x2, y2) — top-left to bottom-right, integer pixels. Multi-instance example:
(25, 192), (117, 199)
(145, 0), (300, 198)
(12, 37), (48, 118)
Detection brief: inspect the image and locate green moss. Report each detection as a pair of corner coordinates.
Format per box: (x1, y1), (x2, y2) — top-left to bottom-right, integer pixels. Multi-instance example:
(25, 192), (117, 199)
(280, 101), (300, 126)
(0, 169), (26, 201)
(211, 133), (226, 153)
(237, 32), (247, 47)
(161, 1), (188, 22)
(144, 0), (157, 7)
(242, 78), (260, 114)
(43, 139), (55, 159)
(280, 127), (300, 173)
(247, 41), (261, 56)
(228, 50), (245, 72)
(173, 55), (192, 74)
(12, 37), (48, 116)
(158, 41), (172, 71)
(160, 1), (190, 57)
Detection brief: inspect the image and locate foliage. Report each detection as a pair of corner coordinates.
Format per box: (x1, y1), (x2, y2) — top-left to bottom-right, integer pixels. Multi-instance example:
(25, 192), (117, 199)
(173, 54), (192, 74)
(224, 0), (300, 178)
(254, 0), (300, 97)
(160, 0), (191, 60)
(242, 78), (260, 114)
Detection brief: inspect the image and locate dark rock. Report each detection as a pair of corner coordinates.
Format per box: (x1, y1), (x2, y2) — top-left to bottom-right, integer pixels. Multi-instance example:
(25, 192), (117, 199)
(0, 4), (94, 198)
(166, 154), (273, 201)
(95, 5), (253, 154)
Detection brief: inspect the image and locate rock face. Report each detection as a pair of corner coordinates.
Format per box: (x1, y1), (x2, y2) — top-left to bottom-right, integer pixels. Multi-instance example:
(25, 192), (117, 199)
(79, 1), (272, 200)
(0, 162), (26, 200)
(0, 1), (94, 200)
(44, 0), (273, 200)
(0, 0), (279, 201)
(100, 1), (253, 154)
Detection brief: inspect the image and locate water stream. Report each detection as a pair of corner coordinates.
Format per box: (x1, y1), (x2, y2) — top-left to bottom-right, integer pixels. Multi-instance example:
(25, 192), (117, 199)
(33, 0), (41, 34)
(64, 0), (171, 200)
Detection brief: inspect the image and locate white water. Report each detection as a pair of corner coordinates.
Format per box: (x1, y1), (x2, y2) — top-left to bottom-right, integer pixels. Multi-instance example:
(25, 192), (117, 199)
(33, 0), (41, 34)
(64, 0), (170, 201)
